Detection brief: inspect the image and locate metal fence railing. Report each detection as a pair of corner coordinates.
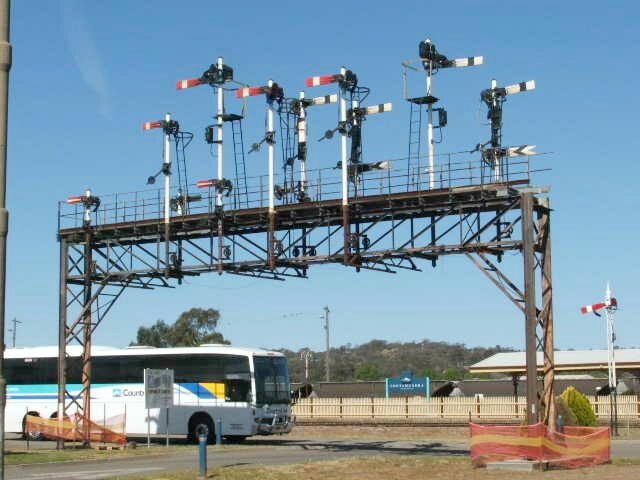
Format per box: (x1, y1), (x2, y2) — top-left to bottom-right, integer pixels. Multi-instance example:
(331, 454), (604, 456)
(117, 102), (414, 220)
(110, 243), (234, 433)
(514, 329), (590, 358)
(58, 152), (544, 231)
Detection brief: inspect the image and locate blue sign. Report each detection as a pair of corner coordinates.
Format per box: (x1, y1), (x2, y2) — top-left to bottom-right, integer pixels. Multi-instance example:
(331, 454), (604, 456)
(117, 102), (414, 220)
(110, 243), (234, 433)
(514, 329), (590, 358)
(385, 370), (430, 397)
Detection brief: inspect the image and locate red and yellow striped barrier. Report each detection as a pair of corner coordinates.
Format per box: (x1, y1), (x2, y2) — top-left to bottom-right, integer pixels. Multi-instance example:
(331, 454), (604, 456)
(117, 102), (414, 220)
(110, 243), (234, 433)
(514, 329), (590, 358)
(26, 413), (127, 444)
(470, 422), (610, 469)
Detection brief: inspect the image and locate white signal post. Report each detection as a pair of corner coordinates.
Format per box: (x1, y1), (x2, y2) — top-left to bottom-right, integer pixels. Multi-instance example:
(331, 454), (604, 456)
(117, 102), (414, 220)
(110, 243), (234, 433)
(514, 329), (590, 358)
(267, 79), (276, 214)
(298, 91), (308, 196)
(83, 189), (93, 226)
(425, 63), (435, 189)
(339, 67), (348, 207)
(236, 80), (283, 267)
(176, 56), (232, 209)
(215, 57), (224, 209)
(143, 114), (175, 275)
(295, 92), (337, 200)
(480, 78), (535, 182)
(66, 189), (99, 227)
(580, 283), (619, 435)
(604, 283), (618, 435)
(303, 71), (346, 200)
(163, 113), (172, 229)
(489, 79), (499, 180)
(416, 39), (483, 189)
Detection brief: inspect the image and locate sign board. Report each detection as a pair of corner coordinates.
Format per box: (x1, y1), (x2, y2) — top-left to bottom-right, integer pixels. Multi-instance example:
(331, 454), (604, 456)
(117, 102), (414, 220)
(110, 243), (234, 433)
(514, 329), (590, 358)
(144, 368), (174, 409)
(385, 370), (430, 397)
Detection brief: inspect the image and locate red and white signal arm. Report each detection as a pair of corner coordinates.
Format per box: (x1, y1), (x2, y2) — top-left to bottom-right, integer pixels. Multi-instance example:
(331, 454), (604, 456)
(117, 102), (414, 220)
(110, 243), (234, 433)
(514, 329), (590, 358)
(235, 86), (264, 98)
(580, 298), (617, 314)
(306, 75), (339, 87)
(176, 78), (203, 90)
(196, 179), (215, 188)
(142, 120), (163, 131)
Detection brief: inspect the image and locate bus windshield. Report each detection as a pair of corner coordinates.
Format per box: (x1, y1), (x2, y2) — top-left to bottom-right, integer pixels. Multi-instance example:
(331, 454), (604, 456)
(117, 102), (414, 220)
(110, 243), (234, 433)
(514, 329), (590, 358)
(253, 356), (290, 405)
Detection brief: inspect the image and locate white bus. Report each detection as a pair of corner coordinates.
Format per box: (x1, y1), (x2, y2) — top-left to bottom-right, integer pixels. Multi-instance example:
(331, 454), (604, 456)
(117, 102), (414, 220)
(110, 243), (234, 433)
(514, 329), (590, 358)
(4, 344), (294, 442)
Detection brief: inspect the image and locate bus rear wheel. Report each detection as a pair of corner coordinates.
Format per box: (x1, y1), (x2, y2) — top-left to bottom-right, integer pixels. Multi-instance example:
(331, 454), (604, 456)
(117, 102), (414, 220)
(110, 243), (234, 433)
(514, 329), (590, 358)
(22, 412), (43, 441)
(188, 413), (214, 444)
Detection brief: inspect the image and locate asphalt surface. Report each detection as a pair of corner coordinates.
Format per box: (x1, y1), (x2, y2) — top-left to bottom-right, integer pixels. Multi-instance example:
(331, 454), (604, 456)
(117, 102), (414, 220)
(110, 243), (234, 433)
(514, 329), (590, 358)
(4, 434), (640, 479)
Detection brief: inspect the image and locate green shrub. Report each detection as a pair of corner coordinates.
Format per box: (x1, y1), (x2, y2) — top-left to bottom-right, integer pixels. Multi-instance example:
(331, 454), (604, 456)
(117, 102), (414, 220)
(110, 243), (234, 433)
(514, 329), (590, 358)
(560, 386), (597, 426)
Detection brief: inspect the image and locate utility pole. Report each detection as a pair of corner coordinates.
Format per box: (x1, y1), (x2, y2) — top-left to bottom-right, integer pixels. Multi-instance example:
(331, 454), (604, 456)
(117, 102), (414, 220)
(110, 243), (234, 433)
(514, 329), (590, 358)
(323, 306), (330, 382)
(8, 317), (19, 347)
(0, 1), (11, 477)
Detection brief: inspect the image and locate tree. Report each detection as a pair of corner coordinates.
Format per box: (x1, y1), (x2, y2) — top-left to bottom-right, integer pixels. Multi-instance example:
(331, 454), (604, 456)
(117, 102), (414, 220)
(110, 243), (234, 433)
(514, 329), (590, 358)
(133, 308), (228, 347)
(560, 386), (597, 427)
(135, 320), (172, 348)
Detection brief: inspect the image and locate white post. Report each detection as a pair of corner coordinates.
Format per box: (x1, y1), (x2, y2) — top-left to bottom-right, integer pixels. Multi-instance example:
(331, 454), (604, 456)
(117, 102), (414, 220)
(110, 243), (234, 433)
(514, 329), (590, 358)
(216, 57), (224, 208)
(605, 283), (617, 389)
(426, 63), (435, 189)
(605, 282), (619, 436)
(351, 99), (361, 194)
(298, 91), (307, 194)
(267, 79), (276, 214)
(163, 113), (172, 224)
(339, 67), (348, 206)
(490, 79), (501, 182)
(83, 189), (92, 226)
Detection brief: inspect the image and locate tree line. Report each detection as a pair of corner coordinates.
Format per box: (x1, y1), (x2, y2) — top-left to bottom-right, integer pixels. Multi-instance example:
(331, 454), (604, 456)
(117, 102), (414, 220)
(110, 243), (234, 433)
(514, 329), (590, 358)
(132, 309), (511, 381)
(280, 339), (511, 383)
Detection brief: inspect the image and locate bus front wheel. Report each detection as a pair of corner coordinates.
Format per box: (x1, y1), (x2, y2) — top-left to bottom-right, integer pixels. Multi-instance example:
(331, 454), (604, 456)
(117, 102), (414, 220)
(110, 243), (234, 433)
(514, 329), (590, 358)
(188, 413), (214, 444)
(22, 412), (43, 441)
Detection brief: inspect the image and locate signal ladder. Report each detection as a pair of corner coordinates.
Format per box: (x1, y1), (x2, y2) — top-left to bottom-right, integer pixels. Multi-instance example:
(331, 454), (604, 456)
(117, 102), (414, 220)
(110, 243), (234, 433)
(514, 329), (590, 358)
(406, 97), (426, 191)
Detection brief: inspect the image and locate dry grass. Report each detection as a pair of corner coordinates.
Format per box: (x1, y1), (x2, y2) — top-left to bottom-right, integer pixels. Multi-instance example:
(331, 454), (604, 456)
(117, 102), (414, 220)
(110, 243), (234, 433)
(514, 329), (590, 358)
(110, 456), (640, 480)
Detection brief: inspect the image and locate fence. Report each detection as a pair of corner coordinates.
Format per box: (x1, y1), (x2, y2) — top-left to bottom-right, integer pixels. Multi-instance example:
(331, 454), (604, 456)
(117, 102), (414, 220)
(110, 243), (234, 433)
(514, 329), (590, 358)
(292, 395), (640, 425)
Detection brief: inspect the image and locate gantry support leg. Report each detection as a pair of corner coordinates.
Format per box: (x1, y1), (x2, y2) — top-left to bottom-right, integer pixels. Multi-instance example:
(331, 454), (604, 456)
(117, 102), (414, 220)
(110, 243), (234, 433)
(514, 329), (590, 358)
(466, 192), (555, 426)
(521, 192), (539, 424)
(58, 235), (135, 448)
(57, 238), (68, 450)
(80, 229), (93, 445)
(537, 198), (555, 427)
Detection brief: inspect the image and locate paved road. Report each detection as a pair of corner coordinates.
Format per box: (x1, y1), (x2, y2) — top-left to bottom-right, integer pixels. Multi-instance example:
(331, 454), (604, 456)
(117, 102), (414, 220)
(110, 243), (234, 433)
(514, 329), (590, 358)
(5, 436), (640, 479)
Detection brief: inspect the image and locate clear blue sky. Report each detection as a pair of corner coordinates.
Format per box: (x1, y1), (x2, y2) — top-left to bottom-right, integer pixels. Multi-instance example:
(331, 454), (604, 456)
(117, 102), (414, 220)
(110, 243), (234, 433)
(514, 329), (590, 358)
(6, 1), (639, 354)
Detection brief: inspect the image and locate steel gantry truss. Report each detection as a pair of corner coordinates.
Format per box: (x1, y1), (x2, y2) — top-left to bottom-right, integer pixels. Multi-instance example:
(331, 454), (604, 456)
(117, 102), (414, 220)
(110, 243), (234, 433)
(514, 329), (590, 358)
(57, 158), (555, 443)
(57, 39), (554, 445)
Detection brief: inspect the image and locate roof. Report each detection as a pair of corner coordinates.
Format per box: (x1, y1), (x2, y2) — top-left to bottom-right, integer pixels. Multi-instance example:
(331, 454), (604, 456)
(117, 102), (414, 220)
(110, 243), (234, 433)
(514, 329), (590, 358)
(3, 344), (284, 359)
(469, 349), (640, 374)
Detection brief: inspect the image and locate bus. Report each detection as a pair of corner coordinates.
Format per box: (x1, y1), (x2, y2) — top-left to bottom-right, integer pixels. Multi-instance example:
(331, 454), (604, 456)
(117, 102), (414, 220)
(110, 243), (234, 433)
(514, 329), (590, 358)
(4, 344), (294, 442)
